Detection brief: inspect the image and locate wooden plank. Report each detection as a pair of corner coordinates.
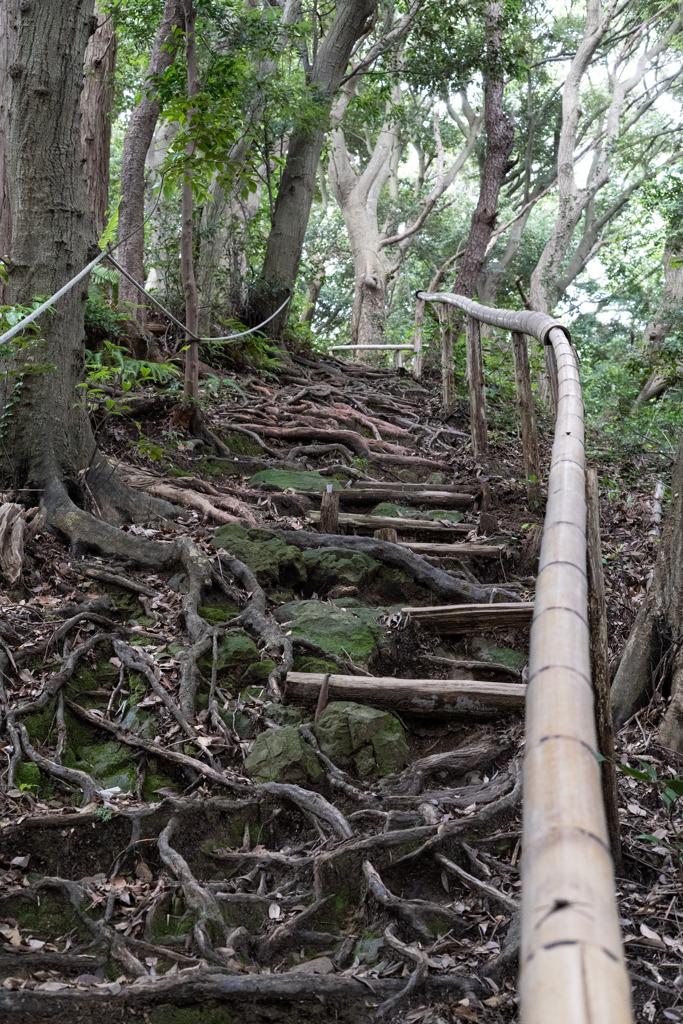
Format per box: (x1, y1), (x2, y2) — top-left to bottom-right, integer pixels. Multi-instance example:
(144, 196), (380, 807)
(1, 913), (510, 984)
(352, 481), (469, 494)
(403, 602), (534, 633)
(286, 672), (526, 718)
(336, 489), (475, 508)
(400, 541), (504, 558)
(308, 511), (471, 534)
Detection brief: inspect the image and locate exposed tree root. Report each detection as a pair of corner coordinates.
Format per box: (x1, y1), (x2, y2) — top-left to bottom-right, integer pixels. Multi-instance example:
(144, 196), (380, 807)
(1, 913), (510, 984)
(362, 860), (468, 942)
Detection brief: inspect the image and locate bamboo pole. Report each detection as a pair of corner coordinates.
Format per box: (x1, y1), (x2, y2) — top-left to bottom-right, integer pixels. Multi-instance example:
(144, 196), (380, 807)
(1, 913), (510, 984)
(466, 316), (487, 454)
(416, 289), (632, 1023)
(586, 467), (622, 872)
(511, 331), (542, 508)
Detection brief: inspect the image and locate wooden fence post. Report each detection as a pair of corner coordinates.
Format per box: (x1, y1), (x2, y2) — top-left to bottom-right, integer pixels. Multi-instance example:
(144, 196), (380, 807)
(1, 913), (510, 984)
(413, 295), (425, 379)
(440, 303), (455, 409)
(585, 468), (622, 873)
(511, 331), (541, 508)
(466, 316), (487, 454)
(319, 486), (340, 534)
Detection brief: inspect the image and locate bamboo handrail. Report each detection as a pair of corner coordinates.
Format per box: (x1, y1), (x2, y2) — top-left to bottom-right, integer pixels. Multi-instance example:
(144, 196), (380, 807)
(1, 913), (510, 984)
(417, 289), (632, 1023)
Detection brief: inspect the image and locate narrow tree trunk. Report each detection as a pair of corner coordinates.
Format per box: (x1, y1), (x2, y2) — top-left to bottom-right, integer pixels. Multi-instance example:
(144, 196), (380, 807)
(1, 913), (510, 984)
(466, 317), (487, 454)
(181, 0), (200, 408)
(511, 331), (541, 507)
(300, 275), (324, 324)
(249, 0), (376, 336)
(117, 0), (184, 327)
(636, 245), (683, 403)
(80, 0), (117, 238)
(611, 437), (683, 745)
(0, 0), (19, 302)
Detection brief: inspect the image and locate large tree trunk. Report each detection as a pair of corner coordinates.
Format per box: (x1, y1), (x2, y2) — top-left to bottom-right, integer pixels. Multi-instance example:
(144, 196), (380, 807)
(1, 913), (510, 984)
(117, 0), (184, 328)
(0, 0), (19, 302)
(2, 0), (171, 551)
(636, 245), (683, 403)
(611, 437), (683, 749)
(248, 0), (376, 336)
(80, 0), (117, 238)
(181, 0), (200, 408)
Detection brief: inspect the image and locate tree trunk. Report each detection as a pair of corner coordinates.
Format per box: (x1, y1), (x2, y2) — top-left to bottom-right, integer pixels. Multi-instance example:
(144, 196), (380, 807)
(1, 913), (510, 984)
(117, 0), (184, 328)
(0, 0), (19, 303)
(611, 436), (683, 750)
(80, 0), (117, 238)
(181, 0), (200, 408)
(636, 245), (683, 403)
(249, 0), (376, 336)
(2, 0), (173, 552)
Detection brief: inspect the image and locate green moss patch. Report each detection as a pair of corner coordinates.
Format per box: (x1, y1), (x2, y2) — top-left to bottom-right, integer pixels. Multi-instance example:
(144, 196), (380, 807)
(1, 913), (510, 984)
(244, 726), (323, 784)
(274, 599), (384, 664)
(302, 548), (379, 595)
(313, 702), (408, 778)
(250, 469), (342, 492)
(471, 637), (527, 670)
(211, 524), (306, 589)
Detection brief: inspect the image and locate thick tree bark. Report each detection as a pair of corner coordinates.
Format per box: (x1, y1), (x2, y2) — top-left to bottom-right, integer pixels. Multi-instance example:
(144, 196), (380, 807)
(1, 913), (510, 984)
(80, 0), (117, 238)
(2, 0), (173, 550)
(248, 0), (377, 335)
(117, 0), (184, 326)
(0, 0), (19, 302)
(611, 437), (683, 750)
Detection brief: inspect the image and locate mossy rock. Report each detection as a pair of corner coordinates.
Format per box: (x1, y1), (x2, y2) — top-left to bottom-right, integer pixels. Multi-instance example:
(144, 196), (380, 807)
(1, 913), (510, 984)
(197, 601), (239, 625)
(78, 741), (138, 793)
(267, 704), (303, 728)
(244, 726), (323, 785)
(24, 702), (57, 744)
(302, 548), (379, 595)
(427, 509), (464, 523)
(198, 629), (265, 688)
(250, 469), (342, 493)
(224, 432), (265, 457)
(371, 502), (424, 519)
(13, 760), (50, 800)
(211, 524), (306, 589)
(118, 704), (157, 740)
(313, 702), (408, 778)
(368, 566), (432, 605)
(242, 659), (276, 685)
(292, 656), (338, 674)
(142, 760), (177, 802)
(471, 637), (527, 670)
(274, 600), (384, 664)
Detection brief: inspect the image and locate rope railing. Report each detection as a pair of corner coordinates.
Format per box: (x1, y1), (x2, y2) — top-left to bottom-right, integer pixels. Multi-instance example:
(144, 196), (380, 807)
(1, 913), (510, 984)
(0, 252), (291, 351)
(416, 289), (633, 1023)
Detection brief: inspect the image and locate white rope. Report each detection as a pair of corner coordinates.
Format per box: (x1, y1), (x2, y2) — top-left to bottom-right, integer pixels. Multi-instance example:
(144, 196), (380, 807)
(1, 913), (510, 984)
(0, 251), (108, 348)
(0, 248), (291, 351)
(105, 253), (291, 343)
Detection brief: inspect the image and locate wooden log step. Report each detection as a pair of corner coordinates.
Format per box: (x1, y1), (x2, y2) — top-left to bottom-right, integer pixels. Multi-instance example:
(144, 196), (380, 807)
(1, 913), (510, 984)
(336, 489), (475, 507)
(399, 542), (505, 558)
(308, 511), (472, 534)
(352, 481), (472, 494)
(285, 672), (526, 718)
(403, 602), (534, 633)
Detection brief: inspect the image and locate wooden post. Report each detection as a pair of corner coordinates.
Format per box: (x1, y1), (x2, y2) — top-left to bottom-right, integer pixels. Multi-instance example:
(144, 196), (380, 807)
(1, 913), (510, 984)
(393, 348), (403, 370)
(374, 527), (398, 543)
(440, 303), (455, 409)
(585, 468), (622, 873)
(413, 295), (425, 379)
(511, 332), (542, 508)
(466, 316), (487, 454)
(319, 486), (340, 534)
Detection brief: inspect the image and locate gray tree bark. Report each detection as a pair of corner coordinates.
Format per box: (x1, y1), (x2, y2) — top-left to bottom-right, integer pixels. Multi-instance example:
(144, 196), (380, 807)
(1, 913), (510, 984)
(80, 0), (117, 238)
(1, 0), (172, 549)
(117, 0), (184, 327)
(636, 245), (683, 403)
(0, 0), (19, 302)
(248, 0), (377, 335)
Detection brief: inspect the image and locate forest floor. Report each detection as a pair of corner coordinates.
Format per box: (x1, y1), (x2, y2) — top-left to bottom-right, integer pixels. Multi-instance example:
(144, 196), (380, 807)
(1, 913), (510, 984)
(0, 350), (679, 1023)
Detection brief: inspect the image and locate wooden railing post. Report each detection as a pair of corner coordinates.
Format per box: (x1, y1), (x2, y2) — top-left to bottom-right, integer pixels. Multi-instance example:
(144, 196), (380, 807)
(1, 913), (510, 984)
(440, 303), (455, 409)
(511, 331), (541, 507)
(413, 295), (425, 379)
(466, 315), (487, 454)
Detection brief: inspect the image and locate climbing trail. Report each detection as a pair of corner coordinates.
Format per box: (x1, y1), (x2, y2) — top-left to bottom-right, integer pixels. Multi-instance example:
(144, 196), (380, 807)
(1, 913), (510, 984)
(0, 304), (672, 1024)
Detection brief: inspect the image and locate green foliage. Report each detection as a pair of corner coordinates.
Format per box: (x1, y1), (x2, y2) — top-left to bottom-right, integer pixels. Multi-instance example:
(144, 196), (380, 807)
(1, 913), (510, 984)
(84, 340), (180, 391)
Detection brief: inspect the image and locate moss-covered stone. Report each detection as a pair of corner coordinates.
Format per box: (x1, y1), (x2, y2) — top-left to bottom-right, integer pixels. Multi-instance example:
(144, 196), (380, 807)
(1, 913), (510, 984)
(197, 601), (239, 624)
(267, 704), (302, 728)
(211, 524), (306, 589)
(15, 761), (41, 791)
(427, 509), (464, 523)
(198, 629), (266, 689)
(142, 760), (177, 802)
(302, 548), (379, 595)
(79, 741), (138, 793)
(471, 637), (527, 670)
(313, 702), (408, 778)
(244, 726), (323, 784)
(250, 469), (342, 493)
(24, 702), (56, 744)
(292, 655), (338, 674)
(370, 502), (463, 524)
(273, 600), (383, 664)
